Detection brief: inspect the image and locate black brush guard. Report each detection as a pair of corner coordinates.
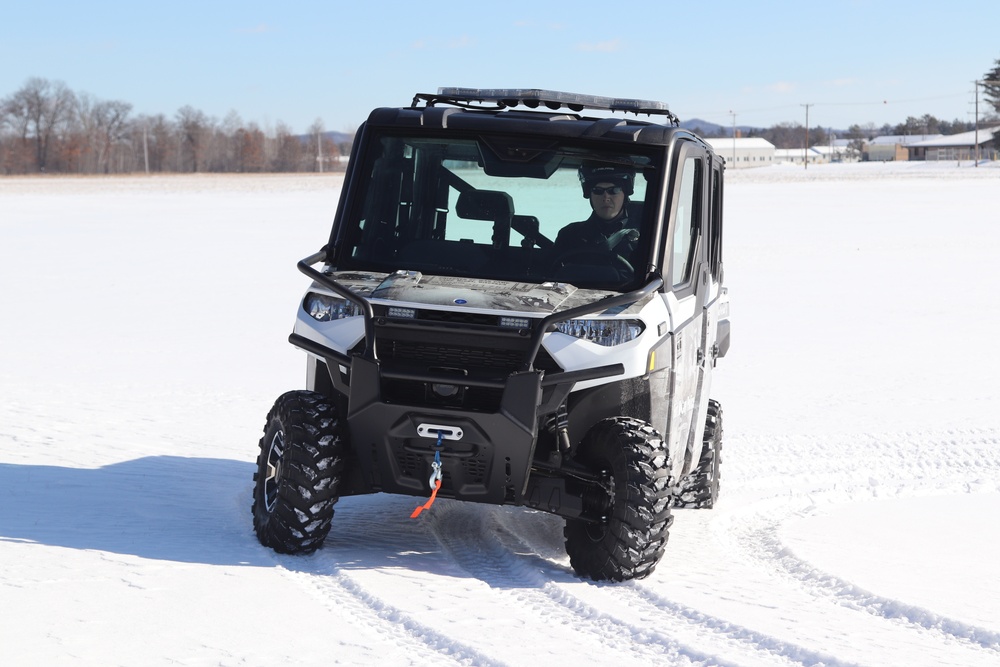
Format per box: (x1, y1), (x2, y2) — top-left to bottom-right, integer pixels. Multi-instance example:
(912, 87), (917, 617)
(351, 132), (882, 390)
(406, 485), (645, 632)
(288, 250), (663, 522)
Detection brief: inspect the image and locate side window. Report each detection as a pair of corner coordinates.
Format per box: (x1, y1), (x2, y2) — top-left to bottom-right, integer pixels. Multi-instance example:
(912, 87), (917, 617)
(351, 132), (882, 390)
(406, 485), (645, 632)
(672, 156), (703, 288)
(709, 164), (723, 276)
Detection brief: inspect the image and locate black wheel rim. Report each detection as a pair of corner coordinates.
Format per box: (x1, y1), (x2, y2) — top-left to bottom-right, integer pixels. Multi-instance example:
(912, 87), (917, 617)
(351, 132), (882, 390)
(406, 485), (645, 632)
(584, 468), (616, 541)
(263, 430), (285, 513)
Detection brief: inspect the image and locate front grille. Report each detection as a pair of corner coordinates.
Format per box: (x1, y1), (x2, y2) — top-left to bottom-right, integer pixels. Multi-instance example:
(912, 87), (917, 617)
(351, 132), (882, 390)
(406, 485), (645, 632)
(397, 450), (422, 480)
(392, 448), (487, 490)
(348, 317), (563, 411)
(383, 340), (524, 371)
(462, 455), (487, 484)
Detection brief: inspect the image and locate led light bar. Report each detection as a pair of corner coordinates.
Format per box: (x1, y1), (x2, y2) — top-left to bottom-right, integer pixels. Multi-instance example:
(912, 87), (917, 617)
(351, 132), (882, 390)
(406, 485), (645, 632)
(387, 306), (417, 319)
(499, 316), (531, 330)
(423, 88), (675, 119)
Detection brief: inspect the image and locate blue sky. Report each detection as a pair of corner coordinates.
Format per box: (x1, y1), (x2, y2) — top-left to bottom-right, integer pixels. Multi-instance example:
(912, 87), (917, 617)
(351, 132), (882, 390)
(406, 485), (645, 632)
(3, 1), (997, 134)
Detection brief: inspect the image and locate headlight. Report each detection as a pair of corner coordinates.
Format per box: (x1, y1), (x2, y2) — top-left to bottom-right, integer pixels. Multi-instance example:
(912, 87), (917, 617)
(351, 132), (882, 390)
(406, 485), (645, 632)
(304, 293), (362, 322)
(553, 319), (644, 346)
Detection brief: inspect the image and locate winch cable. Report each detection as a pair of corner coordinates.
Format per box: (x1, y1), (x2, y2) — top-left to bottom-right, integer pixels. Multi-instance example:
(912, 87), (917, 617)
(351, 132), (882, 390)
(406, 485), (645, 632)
(410, 431), (445, 518)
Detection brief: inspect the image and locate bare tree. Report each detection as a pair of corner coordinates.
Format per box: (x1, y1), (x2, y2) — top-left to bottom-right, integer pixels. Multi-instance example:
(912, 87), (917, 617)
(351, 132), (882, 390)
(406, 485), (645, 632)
(1, 93), (30, 172)
(271, 121), (304, 172)
(219, 110), (244, 172)
(129, 113), (175, 172)
(5, 78), (77, 171)
(175, 105), (211, 172)
(2, 82), (39, 172)
(77, 93), (133, 173)
(236, 122), (266, 172)
(759, 122), (804, 149)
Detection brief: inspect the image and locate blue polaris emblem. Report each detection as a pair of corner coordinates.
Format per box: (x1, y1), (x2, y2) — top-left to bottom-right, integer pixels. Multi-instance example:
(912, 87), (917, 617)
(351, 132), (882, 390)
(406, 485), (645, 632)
(454, 298), (467, 304)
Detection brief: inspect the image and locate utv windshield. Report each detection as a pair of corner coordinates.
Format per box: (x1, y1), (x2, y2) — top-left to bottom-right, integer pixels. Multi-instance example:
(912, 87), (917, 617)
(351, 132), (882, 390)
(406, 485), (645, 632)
(335, 131), (661, 291)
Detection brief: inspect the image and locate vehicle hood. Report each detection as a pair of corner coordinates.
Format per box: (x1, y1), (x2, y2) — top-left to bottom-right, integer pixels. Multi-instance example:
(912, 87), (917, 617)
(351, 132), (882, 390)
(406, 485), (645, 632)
(325, 270), (643, 315)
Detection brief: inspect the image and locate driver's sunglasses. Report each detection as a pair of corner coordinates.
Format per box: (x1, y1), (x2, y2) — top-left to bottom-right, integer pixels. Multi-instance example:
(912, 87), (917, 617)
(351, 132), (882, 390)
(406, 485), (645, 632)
(590, 185), (623, 196)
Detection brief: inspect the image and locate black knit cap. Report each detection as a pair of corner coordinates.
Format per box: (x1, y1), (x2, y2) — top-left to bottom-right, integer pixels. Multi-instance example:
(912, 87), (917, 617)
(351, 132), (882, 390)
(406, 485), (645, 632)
(578, 163), (635, 197)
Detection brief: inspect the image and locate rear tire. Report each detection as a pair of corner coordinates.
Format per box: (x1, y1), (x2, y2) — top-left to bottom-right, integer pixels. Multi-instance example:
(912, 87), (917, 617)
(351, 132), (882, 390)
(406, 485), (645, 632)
(564, 418), (673, 581)
(674, 399), (723, 509)
(252, 390), (346, 554)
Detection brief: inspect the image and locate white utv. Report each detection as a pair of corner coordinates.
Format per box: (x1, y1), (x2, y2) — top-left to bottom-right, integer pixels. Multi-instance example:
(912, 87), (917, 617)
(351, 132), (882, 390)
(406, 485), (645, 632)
(252, 88), (730, 581)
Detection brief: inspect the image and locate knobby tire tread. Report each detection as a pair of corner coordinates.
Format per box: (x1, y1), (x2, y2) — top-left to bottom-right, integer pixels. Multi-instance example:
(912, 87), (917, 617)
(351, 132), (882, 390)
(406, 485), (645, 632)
(252, 390), (346, 554)
(564, 417), (674, 582)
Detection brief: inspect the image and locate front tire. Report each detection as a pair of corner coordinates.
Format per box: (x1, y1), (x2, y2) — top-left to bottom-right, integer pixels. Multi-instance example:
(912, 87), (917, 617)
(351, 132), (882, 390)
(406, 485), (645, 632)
(564, 418), (673, 581)
(252, 390), (346, 554)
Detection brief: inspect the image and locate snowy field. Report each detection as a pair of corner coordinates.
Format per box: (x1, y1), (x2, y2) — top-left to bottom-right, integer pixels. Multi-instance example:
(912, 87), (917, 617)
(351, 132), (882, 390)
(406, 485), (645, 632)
(2, 162), (999, 666)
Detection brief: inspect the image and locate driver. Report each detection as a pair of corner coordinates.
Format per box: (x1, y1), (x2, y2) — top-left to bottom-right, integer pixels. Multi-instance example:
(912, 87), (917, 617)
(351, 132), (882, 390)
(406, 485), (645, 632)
(553, 164), (640, 260)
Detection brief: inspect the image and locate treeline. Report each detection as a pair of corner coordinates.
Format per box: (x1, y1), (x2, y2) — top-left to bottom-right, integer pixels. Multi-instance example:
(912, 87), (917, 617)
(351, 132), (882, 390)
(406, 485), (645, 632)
(0, 78), (351, 175)
(6, 76), (997, 175)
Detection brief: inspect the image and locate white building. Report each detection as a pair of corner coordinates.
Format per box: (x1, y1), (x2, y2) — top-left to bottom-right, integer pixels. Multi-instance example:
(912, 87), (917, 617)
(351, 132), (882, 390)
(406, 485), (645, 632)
(774, 147), (824, 165)
(813, 139), (859, 163)
(704, 137), (776, 169)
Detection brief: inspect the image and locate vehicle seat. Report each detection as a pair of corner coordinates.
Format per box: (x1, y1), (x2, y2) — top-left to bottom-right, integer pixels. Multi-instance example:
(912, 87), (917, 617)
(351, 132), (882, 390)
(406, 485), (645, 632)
(456, 190), (514, 248)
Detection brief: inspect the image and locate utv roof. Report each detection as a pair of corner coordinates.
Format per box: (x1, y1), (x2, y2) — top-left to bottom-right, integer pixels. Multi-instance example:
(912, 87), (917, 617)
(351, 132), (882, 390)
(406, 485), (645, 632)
(364, 88), (691, 146)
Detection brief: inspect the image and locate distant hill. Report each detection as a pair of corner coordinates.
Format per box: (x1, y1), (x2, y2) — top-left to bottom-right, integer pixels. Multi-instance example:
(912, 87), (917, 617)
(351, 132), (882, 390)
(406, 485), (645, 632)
(681, 118), (758, 137)
(320, 130), (354, 145)
(294, 130), (355, 151)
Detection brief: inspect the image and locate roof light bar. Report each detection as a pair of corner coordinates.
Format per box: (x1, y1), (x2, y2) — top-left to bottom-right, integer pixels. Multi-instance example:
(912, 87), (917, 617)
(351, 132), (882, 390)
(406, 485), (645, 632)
(414, 88), (677, 121)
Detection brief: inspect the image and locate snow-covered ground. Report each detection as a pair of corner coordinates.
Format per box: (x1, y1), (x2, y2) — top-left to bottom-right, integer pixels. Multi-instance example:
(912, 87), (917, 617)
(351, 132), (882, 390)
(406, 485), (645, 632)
(2, 163), (999, 666)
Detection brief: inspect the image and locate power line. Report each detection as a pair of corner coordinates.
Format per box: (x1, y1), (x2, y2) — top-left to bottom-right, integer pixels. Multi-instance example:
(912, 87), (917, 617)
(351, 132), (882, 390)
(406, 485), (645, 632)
(817, 91), (969, 107)
(689, 91), (972, 124)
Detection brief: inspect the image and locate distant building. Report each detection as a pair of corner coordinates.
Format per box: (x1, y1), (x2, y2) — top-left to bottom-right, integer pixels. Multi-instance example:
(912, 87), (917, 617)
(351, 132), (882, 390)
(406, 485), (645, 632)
(704, 137), (776, 169)
(813, 139), (859, 163)
(863, 135), (940, 162)
(774, 147), (824, 165)
(905, 128), (999, 161)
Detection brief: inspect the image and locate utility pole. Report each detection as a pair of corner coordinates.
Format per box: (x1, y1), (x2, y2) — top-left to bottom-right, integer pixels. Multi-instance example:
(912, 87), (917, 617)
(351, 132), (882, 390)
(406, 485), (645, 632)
(142, 125), (150, 174)
(973, 80), (1000, 167)
(729, 110), (737, 165)
(317, 130), (324, 173)
(801, 104), (813, 169)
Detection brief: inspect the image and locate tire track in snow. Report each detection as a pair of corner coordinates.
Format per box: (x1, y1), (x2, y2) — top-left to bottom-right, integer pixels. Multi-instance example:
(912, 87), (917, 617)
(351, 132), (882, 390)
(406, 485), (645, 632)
(723, 429), (1000, 657)
(255, 428), (1000, 666)
(263, 496), (510, 667)
(429, 501), (857, 667)
(283, 564), (509, 667)
(762, 516), (1000, 653)
(623, 582), (862, 667)
(426, 502), (716, 667)
(488, 508), (861, 667)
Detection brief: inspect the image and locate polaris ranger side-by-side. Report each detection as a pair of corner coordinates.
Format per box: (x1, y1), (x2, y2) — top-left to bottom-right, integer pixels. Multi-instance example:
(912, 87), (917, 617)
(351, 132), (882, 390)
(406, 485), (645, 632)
(252, 88), (730, 581)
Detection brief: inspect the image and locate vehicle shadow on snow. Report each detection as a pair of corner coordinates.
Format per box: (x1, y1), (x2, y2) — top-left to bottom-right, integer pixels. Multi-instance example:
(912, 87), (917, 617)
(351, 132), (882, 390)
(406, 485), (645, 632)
(0, 456), (566, 585)
(0, 456), (273, 566)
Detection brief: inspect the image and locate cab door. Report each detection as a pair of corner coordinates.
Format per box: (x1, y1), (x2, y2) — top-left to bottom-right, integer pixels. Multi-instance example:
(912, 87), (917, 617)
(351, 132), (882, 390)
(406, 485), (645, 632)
(660, 140), (712, 480)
